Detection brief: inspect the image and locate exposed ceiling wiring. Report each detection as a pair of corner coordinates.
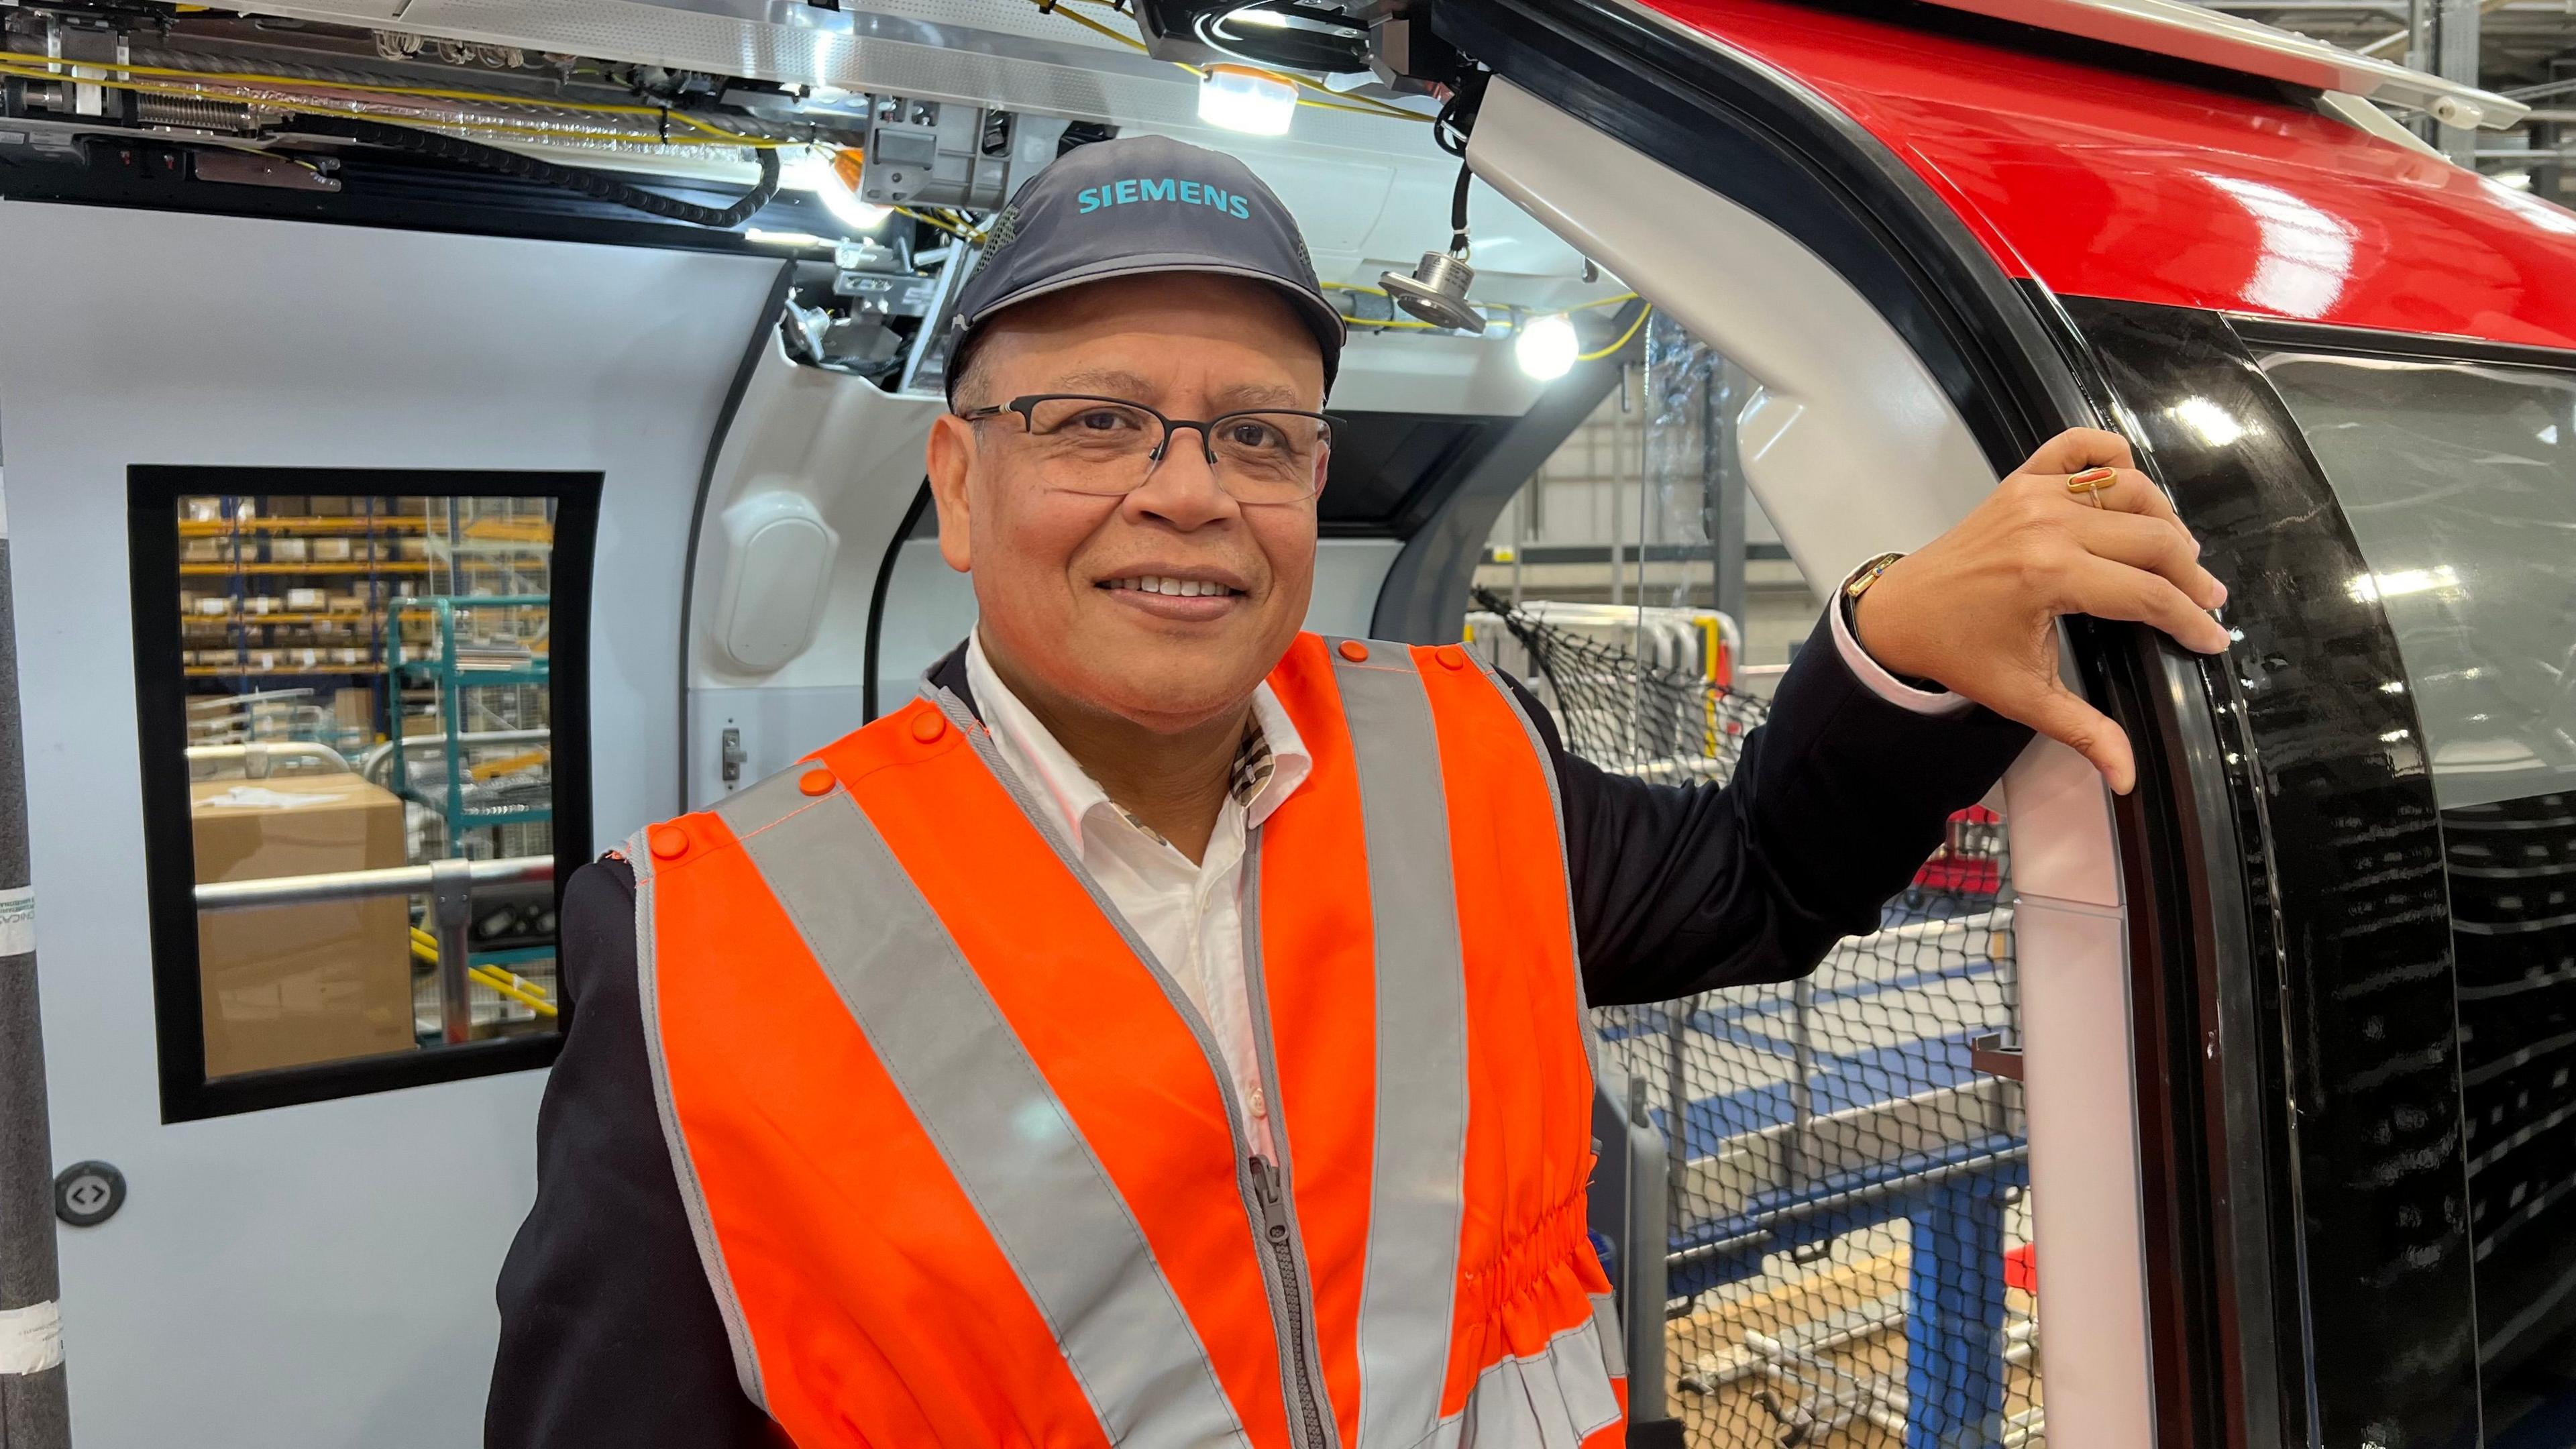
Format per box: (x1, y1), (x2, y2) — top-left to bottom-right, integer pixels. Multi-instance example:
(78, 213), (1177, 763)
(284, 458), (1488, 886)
(894, 205), (985, 242)
(0, 47), (799, 148)
(1577, 305), (1653, 362)
(0, 62), (733, 150)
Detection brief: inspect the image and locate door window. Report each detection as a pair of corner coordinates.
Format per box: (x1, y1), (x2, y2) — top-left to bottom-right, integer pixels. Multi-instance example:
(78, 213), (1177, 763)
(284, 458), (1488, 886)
(130, 468), (598, 1120)
(2259, 349), (2576, 1395)
(2258, 351), (2576, 812)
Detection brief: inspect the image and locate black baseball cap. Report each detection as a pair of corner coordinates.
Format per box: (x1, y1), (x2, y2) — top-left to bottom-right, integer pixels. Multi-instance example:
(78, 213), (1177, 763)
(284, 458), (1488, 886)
(946, 133), (1346, 398)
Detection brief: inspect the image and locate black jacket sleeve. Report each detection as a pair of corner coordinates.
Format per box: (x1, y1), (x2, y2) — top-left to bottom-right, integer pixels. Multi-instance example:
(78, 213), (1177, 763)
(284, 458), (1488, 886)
(487, 614), (2030, 1438)
(1527, 607), (2032, 1006)
(486, 859), (784, 1449)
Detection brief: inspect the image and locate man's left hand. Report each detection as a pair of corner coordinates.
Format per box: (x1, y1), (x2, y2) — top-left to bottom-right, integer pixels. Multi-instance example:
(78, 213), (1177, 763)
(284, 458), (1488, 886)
(1851, 427), (2231, 795)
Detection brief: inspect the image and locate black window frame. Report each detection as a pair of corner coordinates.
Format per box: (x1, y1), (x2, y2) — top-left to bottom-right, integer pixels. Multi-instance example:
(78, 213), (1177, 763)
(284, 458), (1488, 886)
(2233, 318), (2576, 1389)
(2069, 301), (2576, 1449)
(127, 465), (599, 1123)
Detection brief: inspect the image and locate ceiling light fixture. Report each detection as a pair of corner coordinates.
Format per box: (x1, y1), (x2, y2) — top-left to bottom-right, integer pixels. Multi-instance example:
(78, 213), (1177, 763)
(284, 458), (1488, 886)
(1199, 64), (1296, 136)
(1515, 313), (1578, 380)
(791, 146), (891, 234)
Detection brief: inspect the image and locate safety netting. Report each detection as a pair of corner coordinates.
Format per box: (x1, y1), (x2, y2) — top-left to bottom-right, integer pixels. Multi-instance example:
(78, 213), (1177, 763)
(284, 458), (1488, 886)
(1471, 590), (2043, 1448)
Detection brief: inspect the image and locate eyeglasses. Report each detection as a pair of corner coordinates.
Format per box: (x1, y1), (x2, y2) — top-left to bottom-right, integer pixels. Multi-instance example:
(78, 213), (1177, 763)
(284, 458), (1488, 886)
(957, 394), (1336, 504)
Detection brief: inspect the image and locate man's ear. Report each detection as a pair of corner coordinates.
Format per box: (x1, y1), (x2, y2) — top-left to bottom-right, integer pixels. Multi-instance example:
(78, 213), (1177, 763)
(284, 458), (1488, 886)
(924, 413), (976, 573)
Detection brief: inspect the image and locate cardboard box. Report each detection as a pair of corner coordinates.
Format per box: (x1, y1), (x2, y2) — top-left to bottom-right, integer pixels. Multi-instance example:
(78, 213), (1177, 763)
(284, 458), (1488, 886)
(310, 537), (354, 563)
(269, 538), (310, 564)
(191, 774), (416, 1077)
(333, 688), (375, 733)
(286, 588), (327, 610)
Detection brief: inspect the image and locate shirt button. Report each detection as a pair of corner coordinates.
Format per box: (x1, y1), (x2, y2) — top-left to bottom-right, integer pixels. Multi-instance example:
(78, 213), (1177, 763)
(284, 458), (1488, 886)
(1248, 1087), (1269, 1118)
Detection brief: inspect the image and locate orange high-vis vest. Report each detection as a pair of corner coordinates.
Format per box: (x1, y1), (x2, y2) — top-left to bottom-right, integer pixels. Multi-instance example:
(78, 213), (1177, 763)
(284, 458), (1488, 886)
(626, 634), (1623, 1448)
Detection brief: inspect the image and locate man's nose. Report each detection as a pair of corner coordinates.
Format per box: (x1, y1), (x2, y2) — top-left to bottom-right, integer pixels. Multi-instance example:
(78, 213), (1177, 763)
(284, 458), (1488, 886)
(1124, 429), (1240, 529)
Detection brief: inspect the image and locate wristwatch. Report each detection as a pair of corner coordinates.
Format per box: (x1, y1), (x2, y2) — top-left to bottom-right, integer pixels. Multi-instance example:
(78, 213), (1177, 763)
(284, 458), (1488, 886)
(1843, 550), (1906, 604)
(1839, 551), (1947, 693)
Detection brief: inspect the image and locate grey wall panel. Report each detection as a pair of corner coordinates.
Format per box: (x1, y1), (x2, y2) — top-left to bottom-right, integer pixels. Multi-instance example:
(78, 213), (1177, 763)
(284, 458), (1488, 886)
(0, 199), (776, 1449)
(688, 684), (869, 809)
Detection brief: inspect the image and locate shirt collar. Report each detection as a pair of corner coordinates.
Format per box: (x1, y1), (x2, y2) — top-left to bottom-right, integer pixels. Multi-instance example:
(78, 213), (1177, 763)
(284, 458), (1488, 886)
(963, 631), (1311, 853)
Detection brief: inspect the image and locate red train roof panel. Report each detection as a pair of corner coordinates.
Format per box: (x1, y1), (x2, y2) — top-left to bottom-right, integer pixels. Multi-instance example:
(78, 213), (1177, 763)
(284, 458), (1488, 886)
(1642, 0), (2576, 350)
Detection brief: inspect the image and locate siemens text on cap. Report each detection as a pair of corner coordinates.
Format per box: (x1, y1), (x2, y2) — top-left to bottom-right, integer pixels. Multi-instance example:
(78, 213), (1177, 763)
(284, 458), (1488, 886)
(1077, 177), (1253, 219)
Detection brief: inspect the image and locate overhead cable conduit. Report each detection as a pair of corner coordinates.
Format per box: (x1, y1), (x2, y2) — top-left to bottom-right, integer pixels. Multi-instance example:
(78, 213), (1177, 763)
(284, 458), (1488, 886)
(278, 113), (782, 227)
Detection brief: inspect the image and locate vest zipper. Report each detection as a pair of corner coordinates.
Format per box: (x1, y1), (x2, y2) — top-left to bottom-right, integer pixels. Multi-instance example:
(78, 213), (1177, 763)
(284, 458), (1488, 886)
(1252, 1155), (1330, 1449)
(932, 690), (1338, 1448)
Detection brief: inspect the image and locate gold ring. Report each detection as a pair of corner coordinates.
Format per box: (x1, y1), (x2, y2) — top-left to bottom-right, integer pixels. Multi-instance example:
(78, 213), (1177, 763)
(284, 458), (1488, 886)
(2066, 466), (2117, 508)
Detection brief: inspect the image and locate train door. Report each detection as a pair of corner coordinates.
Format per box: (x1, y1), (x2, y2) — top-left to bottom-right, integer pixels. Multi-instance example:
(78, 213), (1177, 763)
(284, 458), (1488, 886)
(2080, 303), (2576, 1449)
(0, 199), (782, 1447)
(1426, 0), (2576, 1438)
(1434, 9), (2298, 1448)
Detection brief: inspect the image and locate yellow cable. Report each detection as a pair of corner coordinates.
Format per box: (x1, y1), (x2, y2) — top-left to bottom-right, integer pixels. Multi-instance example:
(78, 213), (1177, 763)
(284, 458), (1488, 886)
(0, 48), (788, 147)
(1044, 1), (1155, 52)
(1287, 89), (1430, 121)
(891, 205), (983, 242)
(1568, 290), (1641, 311)
(1576, 305), (1652, 362)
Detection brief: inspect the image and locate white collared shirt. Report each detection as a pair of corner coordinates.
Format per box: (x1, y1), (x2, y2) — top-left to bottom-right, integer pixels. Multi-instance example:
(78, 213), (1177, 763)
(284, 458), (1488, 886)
(965, 633), (1311, 1161)
(957, 579), (1951, 1161)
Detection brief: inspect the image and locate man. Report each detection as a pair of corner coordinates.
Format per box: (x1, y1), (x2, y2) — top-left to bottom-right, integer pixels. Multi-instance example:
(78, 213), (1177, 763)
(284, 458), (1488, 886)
(489, 136), (2227, 1448)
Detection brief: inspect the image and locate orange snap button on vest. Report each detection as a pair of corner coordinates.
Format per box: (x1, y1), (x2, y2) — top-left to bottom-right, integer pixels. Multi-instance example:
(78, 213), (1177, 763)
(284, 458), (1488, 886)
(910, 710), (949, 743)
(1435, 645), (1467, 670)
(798, 767), (834, 797)
(1337, 639), (1370, 663)
(648, 824), (689, 861)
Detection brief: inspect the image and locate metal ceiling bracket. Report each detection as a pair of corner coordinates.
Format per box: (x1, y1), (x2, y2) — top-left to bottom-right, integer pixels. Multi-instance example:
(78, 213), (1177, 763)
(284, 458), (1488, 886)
(1381, 250), (1483, 331)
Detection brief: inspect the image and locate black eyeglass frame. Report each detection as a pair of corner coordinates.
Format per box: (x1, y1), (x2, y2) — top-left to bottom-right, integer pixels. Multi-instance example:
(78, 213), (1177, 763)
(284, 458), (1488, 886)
(957, 392), (1344, 499)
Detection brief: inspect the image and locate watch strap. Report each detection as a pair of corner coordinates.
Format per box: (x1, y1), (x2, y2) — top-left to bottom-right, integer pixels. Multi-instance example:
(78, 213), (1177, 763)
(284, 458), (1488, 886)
(1838, 553), (1947, 694)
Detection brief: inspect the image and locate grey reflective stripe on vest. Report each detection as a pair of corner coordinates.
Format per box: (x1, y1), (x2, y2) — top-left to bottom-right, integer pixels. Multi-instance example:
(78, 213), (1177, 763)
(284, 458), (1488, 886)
(1326, 639), (1473, 1446)
(714, 768), (1253, 1449)
(625, 820), (769, 1412)
(1429, 1300), (1627, 1449)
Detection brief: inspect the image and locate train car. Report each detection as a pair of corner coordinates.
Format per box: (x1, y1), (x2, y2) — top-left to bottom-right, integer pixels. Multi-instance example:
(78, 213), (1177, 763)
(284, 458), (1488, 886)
(0, 0), (2567, 1445)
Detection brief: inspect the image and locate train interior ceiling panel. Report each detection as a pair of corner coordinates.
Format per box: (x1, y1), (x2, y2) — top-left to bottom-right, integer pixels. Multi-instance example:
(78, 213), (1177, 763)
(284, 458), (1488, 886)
(3, 0), (2575, 1445)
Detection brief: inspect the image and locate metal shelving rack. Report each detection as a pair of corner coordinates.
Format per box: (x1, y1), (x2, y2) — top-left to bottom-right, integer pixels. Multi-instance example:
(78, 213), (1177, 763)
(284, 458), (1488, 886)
(178, 497), (427, 753)
(384, 594), (553, 856)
